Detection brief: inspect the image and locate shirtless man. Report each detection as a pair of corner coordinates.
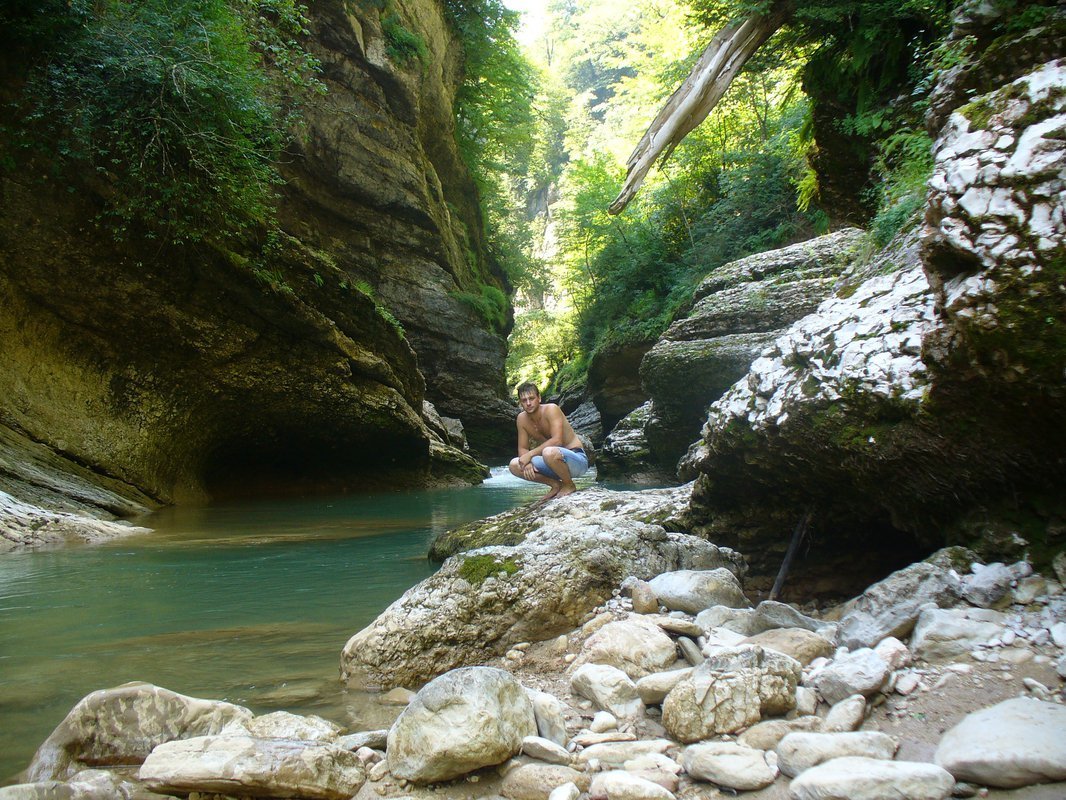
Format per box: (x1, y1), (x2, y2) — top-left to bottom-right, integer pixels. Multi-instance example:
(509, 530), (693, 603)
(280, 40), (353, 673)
(508, 382), (589, 504)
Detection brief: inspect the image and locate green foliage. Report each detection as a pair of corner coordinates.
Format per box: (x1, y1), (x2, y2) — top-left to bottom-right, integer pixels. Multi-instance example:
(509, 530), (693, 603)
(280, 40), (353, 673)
(868, 127), (934, 246)
(381, 9), (428, 66)
(2, 0), (321, 246)
(354, 281), (406, 338)
(445, 0), (540, 293)
(506, 309), (579, 390)
(452, 284), (509, 334)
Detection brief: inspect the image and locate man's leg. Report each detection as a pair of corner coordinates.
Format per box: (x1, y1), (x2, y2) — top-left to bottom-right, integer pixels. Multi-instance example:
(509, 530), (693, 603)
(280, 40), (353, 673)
(542, 447), (577, 497)
(510, 456), (562, 504)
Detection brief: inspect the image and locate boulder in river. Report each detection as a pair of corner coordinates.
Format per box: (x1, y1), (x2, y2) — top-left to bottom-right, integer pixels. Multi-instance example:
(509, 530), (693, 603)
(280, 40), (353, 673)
(343, 487), (744, 689)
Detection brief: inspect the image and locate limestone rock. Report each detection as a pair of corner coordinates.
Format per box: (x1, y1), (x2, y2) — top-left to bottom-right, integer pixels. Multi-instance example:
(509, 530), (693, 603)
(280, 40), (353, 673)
(810, 648), (889, 704)
(502, 764), (589, 800)
(823, 694), (867, 732)
(0, 769), (155, 800)
(337, 730), (388, 751)
(597, 404), (677, 485)
(776, 731), (898, 777)
(635, 669), (692, 705)
(629, 580), (660, 615)
(743, 628), (834, 666)
(577, 616), (679, 679)
(386, 667), (536, 783)
(527, 689), (569, 747)
(571, 664), (644, 719)
(789, 756), (955, 800)
(738, 717), (823, 751)
(662, 646), (801, 742)
(588, 771), (675, 800)
(647, 569), (748, 614)
(681, 742), (777, 790)
(838, 559), (963, 649)
(138, 735), (364, 799)
(522, 736), (572, 766)
(960, 561), (1031, 609)
(344, 488), (744, 689)
(911, 607), (1008, 661)
(225, 711), (341, 742)
(576, 741), (675, 769)
(26, 683), (251, 782)
(934, 697), (1066, 788)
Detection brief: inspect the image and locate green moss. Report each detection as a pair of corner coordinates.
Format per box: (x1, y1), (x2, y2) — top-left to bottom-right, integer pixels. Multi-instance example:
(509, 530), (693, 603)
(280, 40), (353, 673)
(381, 10), (427, 67)
(458, 554), (521, 585)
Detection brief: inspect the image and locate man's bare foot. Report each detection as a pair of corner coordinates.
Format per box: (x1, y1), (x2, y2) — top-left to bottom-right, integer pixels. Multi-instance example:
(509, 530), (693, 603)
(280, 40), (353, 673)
(531, 486), (560, 508)
(557, 482), (578, 497)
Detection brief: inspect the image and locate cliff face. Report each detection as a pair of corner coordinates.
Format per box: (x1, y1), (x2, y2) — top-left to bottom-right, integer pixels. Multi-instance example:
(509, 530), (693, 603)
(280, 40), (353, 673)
(0, 0), (503, 513)
(279, 0), (515, 457)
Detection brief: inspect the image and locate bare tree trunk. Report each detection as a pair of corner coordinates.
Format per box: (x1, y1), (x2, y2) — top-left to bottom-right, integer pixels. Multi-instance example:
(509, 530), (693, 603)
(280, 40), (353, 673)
(608, 3), (791, 215)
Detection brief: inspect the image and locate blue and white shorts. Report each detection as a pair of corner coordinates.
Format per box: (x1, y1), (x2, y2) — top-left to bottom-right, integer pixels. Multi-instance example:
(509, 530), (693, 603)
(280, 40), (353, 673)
(532, 448), (589, 481)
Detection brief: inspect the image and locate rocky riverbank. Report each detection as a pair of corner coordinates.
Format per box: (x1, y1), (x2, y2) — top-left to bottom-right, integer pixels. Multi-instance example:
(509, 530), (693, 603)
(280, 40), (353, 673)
(4, 484), (1065, 800)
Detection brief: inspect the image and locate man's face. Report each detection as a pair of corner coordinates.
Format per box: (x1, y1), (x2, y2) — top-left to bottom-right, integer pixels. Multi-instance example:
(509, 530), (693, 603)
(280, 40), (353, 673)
(519, 391), (540, 414)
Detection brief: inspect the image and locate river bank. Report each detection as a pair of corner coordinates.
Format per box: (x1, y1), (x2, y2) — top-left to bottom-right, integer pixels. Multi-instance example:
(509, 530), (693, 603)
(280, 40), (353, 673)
(4, 484), (1065, 799)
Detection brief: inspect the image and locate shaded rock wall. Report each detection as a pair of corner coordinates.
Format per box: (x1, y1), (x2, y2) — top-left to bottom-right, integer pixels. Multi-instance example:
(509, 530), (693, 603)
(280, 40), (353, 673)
(0, 0), (501, 508)
(279, 0), (514, 458)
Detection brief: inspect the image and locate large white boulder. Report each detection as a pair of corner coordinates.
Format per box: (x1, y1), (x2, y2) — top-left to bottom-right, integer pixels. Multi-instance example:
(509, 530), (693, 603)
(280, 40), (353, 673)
(647, 569), (748, 614)
(662, 646), (800, 741)
(26, 682), (252, 781)
(387, 667), (536, 783)
(788, 756), (954, 800)
(139, 735), (365, 800)
(934, 697), (1066, 788)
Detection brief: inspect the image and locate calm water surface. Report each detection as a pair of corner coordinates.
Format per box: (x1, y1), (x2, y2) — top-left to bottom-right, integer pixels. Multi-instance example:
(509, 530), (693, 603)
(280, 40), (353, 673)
(0, 467), (590, 782)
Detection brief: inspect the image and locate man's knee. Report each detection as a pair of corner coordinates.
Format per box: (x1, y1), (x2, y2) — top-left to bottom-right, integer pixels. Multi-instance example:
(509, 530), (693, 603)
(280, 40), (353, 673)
(508, 457), (522, 475)
(543, 446), (561, 460)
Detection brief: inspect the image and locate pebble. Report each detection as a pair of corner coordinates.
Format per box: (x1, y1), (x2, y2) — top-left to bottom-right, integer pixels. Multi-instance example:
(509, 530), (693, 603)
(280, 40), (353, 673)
(591, 712), (618, 733)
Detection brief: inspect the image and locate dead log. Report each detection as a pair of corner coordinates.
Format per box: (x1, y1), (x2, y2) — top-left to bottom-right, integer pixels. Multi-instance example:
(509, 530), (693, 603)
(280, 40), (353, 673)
(608, 3), (791, 215)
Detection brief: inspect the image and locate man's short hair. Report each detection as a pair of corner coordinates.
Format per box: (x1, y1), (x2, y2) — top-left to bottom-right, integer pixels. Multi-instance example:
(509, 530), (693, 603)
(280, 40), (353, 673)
(516, 381), (540, 398)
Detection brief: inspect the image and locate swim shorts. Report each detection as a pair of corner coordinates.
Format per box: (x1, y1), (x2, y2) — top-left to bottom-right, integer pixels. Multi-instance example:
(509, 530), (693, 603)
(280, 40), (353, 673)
(532, 447), (590, 481)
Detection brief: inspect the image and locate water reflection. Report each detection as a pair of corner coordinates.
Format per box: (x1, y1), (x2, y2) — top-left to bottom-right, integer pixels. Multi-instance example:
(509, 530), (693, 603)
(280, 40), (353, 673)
(1, 467), (581, 782)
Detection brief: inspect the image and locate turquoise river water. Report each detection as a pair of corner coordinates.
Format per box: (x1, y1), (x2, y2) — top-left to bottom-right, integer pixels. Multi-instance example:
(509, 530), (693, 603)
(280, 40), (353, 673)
(0, 467), (601, 783)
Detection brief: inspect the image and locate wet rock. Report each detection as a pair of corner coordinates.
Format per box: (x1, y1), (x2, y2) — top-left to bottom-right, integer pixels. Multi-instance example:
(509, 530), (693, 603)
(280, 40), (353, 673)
(934, 697), (1066, 788)
(776, 731), (898, 777)
(139, 735), (365, 800)
(789, 756), (954, 800)
(26, 682), (252, 782)
(681, 742), (777, 790)
(571, 664), (644, 719)
(662, 646), (801, 741)
(387, 667), (536, 783)
(647, 569), (748, 614)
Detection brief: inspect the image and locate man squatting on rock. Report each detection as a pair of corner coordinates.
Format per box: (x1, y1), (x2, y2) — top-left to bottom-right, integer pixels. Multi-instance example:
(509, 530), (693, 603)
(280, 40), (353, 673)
(509, 382), (589, 504)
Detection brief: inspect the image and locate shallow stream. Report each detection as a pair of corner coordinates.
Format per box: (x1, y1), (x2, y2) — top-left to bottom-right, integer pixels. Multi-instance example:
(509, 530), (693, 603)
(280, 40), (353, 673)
(0, 467), (589, 782)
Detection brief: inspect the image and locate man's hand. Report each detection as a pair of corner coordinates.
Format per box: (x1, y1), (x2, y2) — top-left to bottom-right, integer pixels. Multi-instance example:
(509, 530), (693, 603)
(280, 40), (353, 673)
(522, 461), (537, 481)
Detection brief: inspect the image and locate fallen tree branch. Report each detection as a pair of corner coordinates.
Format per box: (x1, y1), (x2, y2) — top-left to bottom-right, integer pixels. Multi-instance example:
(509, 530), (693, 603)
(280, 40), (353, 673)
(608, 2), (791, 215)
